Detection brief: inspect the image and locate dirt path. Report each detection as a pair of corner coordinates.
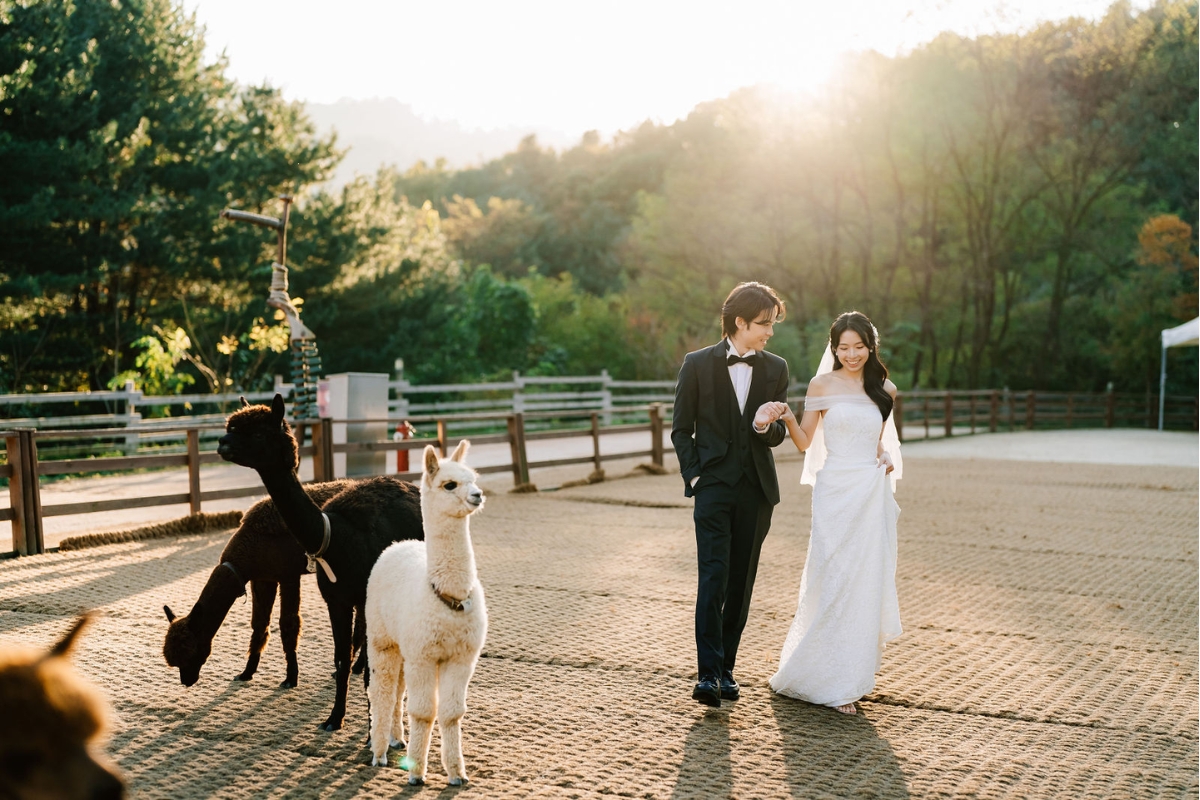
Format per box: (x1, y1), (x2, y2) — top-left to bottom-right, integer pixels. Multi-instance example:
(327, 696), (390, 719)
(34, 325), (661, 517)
(0, 456), (1195, 798)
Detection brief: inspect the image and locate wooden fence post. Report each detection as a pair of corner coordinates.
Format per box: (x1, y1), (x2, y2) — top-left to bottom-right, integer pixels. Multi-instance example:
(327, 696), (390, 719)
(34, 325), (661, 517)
(590, 412), (602, 473)
(892, 395), (904, 443)
(943, 393), (954, 438)
(969, 395), (977, 434)
(1066, 394), (1074, 428)
(989, 390), (999, 433)
(600, 369), (613, 427)
(1105, 391), (1115, 428)
(312, 418), (335, 482)
(187, 428), (201, 515)
(15, 430), (43, 555)
(507, 413), (530, 487)
(1025, 391), (1036, 430)
(6, 432), (26, 555)
(649, 403), (665, 465)
(923, 397), (930, 439)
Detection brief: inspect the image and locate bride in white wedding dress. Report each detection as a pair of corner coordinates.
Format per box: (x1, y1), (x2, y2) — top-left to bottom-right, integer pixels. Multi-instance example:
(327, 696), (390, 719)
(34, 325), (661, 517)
(757, 311), (903, 715)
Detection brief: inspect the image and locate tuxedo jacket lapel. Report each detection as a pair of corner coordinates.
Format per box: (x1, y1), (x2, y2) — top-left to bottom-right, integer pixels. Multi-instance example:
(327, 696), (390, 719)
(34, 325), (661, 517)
(710, 343), (733, 434)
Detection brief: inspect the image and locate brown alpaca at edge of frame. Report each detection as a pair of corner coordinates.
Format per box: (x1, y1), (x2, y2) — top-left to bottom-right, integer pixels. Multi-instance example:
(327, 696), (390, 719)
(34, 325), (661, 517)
(163, 480), (372, 689)
(217, 394), (424, 732)
(0, 614), (124, 800)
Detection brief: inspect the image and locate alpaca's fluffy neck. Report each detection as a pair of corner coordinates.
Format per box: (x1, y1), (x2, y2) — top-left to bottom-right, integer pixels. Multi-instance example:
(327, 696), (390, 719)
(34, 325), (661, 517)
(191, 569), (244, 639)
(256, 464), (327, 555)
(423, 512), (477, 600)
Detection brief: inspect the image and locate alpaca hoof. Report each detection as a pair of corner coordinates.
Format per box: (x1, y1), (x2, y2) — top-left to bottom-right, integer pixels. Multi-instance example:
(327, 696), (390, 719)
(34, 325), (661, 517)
(278, 678), (297, 689)
(234, 672), (253, 682)
(407, 776), (424, 786)
(389, 737), (405, 749)
(318, 719), (343, 732)
(449, 776), (468, 786)
(370, 753), (388, 767)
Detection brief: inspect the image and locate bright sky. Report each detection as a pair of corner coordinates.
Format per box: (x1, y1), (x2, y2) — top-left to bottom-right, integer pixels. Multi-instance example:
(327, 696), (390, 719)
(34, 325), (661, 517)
(183, 0), (1138, 137)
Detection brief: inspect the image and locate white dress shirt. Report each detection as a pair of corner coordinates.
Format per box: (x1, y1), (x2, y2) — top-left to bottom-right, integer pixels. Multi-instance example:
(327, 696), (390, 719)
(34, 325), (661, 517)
(727, 340), (754, 414)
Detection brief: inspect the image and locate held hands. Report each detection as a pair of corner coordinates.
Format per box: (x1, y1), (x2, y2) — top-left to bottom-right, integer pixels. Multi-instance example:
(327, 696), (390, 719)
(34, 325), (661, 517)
(753, 401), (794, 429)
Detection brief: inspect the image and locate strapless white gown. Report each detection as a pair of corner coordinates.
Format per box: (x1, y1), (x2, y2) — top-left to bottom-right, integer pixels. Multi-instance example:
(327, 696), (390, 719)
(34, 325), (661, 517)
(769, 395), (902, 707)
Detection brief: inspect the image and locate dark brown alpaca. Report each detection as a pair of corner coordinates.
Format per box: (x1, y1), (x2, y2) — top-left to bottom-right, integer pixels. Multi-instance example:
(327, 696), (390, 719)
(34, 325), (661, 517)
(0, 615), (124, 800)
(162, 480), (365, 689)
(217, 395), (423, 731)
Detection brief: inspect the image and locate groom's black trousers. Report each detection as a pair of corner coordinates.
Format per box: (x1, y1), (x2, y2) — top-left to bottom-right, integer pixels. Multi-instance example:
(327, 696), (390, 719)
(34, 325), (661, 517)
(693, 474), (773, 681)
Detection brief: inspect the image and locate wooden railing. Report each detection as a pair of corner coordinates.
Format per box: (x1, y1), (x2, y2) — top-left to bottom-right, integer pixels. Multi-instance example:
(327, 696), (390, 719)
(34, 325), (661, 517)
(2, 386), (1195, 558)
(893, 389), (1198, 440)
(0, 406), (667, 558)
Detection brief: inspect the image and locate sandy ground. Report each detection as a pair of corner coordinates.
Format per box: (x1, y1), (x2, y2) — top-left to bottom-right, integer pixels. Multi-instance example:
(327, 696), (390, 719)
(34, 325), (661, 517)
(0, 442), (1195, 798)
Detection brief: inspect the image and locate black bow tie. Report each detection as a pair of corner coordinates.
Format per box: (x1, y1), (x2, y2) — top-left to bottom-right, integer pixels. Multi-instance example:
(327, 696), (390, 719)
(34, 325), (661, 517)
(727, 353), (756, 366)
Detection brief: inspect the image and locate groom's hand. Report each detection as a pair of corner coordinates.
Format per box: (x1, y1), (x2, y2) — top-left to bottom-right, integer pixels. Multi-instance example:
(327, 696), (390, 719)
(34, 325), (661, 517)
(753, 402), (779, 430)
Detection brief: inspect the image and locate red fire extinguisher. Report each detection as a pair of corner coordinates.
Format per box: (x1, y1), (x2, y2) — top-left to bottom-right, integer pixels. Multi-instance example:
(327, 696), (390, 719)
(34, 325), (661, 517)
(394, 421), (416, 472)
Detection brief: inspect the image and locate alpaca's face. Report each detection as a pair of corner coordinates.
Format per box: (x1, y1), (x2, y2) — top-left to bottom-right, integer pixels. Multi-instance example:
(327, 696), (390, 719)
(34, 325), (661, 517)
(0, 617), (125, 800)
(422, 442), (484, 520)
(218, 394), (299, 472)
(162, 607), (209, 687)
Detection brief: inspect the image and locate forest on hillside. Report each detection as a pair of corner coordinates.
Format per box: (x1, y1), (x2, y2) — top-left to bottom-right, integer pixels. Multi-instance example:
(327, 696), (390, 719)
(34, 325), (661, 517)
(1, 0), (1196, 398)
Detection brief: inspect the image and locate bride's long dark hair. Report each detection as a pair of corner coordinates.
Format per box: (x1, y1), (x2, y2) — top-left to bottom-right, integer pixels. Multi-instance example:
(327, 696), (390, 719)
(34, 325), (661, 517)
(829, 311), (893, 421)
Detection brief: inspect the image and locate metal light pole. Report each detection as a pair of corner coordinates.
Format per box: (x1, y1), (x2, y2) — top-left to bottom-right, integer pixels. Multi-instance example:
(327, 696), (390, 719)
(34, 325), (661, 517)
(220, 196), (323, 421)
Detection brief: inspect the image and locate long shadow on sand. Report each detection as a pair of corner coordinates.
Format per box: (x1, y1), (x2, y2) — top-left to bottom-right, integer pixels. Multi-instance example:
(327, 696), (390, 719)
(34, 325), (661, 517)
(770, 693), (909, 799)
(671, 710), (732, 799)
(0, 534), (227, 630)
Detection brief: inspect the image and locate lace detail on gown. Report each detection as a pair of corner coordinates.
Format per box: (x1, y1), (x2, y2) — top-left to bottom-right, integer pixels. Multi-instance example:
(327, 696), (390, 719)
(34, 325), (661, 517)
(769, 396), (902, 707)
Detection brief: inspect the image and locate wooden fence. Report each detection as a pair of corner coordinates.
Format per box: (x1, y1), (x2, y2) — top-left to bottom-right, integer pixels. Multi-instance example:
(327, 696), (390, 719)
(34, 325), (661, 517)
(894, 389), (1198, 440)
(0, 406), (667, 558)
(1, 385), (1195, 558)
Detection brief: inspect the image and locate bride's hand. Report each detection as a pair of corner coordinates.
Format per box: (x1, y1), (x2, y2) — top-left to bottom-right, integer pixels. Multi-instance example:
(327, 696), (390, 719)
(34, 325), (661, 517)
(879, 453), (894, 474)
(779, 402), (796, 422)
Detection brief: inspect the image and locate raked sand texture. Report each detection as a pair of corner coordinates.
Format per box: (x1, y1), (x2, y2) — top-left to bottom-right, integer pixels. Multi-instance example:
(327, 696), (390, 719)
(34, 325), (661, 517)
(0, 456), (1195, 798)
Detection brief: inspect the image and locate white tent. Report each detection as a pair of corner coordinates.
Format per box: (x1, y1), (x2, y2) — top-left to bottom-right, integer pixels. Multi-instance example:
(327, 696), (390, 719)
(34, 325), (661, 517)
(1158, 317), (1199, 430)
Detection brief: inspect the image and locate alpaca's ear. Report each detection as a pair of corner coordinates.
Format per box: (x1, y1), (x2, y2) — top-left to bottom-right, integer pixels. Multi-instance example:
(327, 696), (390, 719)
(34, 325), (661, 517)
(271, 394), (286, 423)
(423, 445), (440, 477)
(47, 614), (91, 658)
(164, 605), (177, 624)
(449, 439), (469, 463)
(240, 396), (249, 408)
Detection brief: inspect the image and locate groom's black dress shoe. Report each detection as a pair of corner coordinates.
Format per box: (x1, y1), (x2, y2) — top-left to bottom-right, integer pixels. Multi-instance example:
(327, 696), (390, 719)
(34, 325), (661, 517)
(720, 673), (740, 701)
(692, 677), (721, 708)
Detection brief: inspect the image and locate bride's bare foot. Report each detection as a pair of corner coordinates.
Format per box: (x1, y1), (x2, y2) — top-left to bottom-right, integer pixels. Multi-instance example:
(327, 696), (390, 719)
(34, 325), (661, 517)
(835, 703), (857, 715)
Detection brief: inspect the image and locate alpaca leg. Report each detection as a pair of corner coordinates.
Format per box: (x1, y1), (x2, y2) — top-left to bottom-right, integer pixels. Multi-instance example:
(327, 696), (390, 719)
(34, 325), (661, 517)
(389, 658), (406, 750)
(437, 658), (476, 785)
(403, 660), (438, 785)
(351, 605), (367, 676)
(367, 641), (400, 766)
(278, 577), (302, 688)
(320, 601), (354, 732)
(237, 580), (276, 681)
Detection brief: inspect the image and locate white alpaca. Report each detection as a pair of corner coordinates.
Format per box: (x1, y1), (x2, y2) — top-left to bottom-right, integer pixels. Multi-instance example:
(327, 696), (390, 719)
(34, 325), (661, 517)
(365, 440), (487, 785)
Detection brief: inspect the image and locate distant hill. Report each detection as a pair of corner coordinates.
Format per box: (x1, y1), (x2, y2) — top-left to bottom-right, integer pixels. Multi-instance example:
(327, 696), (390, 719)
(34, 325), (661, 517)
(304, 98), (577, 187)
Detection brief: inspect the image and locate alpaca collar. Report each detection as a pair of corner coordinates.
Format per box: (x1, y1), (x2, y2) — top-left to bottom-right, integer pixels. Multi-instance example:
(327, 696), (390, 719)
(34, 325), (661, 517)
(431, 583), (472, 612)
(306, 513), (338, 583)
(220, 561), (247, 597)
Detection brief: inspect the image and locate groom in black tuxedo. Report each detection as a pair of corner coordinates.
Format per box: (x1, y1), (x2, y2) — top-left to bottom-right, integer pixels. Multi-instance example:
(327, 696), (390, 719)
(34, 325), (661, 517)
(672, 281), (789, 708)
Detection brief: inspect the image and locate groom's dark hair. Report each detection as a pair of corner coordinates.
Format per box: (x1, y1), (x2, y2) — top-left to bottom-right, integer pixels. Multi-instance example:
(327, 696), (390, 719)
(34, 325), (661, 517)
(721, 282), (785, 338)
